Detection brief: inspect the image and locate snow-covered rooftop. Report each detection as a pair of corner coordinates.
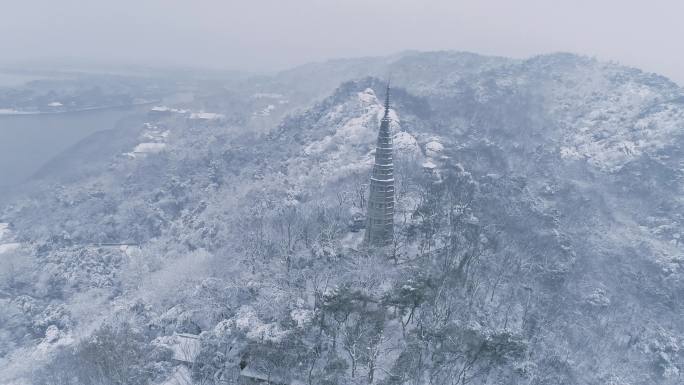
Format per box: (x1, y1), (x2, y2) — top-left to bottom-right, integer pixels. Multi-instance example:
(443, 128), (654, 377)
(0, 223), (19, 254)
(0, 223), (9, 240)
(189, 112), (225, 120)
(0, 108), (28, 115)
(151, 105), (172, 112)
(150, 106), (189, 114)
(133, 142), (166, 154)
(0, 242), (20, 255)
(252, 92), (284, 99)
(254, 104), (276, 117)
(160, 366), (193, 385)
(422, 160), (437, 169)
(169, 333), (201, 364)
(241, 367), (304, 385)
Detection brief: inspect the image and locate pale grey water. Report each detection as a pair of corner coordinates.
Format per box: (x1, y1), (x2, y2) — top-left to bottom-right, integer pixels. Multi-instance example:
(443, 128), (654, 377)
(0, 71), (47, 87)
(0, 106), (140, 187)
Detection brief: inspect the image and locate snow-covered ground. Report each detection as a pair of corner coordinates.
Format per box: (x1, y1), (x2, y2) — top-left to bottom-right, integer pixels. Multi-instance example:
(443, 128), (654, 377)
(393, 131), (421, 156)
(298, 88), (417, 181)
(425, 139), (444, 157)
(549, 64), (684, 171)
(3, 52), (684, 385)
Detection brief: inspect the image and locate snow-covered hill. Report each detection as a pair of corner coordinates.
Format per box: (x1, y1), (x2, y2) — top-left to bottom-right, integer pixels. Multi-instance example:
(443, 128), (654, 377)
(1, 51), (684, 385)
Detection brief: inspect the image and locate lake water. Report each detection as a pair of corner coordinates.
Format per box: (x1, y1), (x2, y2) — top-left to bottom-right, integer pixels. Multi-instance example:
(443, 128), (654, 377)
(0, 72), (45, 87)
(0, 106), (142, 188)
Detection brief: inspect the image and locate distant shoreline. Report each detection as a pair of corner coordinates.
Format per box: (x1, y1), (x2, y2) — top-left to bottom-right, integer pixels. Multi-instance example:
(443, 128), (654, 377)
(0, 101), (158, 117)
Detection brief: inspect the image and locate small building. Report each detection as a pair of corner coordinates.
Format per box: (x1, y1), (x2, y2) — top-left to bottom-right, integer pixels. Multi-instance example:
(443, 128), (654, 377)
(150, 105), (174, 116)
(160, 366), (193, 385)
(149, 106), (189, 117)
(239, 366), (304, 385)
(169, 333), (202, 365)
(156, 333), (201, 385)
(0, 222), (12, 240)
(189, 112), (225, 121)
(162, 334), (307, 385)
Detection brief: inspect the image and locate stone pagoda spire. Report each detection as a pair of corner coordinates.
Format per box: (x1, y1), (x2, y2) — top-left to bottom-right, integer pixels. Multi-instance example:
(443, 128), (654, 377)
(365, 83), (395, 246)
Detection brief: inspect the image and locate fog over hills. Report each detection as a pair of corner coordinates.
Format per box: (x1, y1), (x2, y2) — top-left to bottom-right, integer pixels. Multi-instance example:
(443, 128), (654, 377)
(1, 51), (683, 385)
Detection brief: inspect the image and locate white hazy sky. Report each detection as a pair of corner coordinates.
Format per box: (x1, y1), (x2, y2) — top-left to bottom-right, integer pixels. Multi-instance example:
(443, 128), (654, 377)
(2, 0), (683, 83)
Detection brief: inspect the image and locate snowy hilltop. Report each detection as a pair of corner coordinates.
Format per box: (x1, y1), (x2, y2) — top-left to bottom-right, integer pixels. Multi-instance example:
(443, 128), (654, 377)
(1, 51), (684, 385)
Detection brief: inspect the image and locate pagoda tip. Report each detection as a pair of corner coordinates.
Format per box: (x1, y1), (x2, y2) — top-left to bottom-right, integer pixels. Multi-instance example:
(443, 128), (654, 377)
(384, 80), (391, 111)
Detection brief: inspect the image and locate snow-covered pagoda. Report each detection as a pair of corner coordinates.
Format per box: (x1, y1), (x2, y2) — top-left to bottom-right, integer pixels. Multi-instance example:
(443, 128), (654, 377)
(364, 84), (395, 247)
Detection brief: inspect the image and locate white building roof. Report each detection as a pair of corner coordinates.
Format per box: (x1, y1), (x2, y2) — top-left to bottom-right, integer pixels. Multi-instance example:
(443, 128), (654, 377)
(0, 223), (10, 241)
(422, 160), (437, 169)
(240, 367), (304, 385)
(133, 142), (166, 154)
(190, 112), (225, 120)
(170, 333), (201, 363)
(160, 366), (193, 385)
(0, 242), (21, 254)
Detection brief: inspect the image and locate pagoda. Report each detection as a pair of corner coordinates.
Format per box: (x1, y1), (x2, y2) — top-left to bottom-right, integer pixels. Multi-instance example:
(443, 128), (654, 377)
(364, 84), (395, 246)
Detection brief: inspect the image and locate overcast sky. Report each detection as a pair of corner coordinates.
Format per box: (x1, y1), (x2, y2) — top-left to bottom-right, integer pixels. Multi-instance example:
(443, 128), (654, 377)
(2, 0), (684, 83)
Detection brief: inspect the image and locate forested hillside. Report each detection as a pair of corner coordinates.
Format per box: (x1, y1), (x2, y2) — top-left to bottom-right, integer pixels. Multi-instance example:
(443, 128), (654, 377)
(1, 51), (683, 385)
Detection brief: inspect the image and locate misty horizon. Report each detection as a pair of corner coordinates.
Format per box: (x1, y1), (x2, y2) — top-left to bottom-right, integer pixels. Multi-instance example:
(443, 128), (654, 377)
(3, 0), (684, 84)
(2, 48), (678, 82)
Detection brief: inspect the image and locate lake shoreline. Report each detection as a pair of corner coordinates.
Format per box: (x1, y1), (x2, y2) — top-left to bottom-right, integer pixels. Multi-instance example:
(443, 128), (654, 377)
(0, 101), (158, 117)
(0, 104), (149, 187)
